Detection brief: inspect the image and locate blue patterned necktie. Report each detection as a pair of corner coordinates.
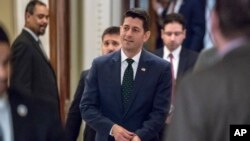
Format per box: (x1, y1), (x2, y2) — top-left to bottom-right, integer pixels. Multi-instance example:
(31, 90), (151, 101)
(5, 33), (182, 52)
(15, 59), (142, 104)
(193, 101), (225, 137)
(122, 58), (134, 112)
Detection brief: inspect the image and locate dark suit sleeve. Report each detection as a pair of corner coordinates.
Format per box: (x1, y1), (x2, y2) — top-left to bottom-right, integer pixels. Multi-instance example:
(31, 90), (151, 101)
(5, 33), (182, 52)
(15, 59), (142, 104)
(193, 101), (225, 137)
(80, 60), (114, 136)
(65, 71), (88, 140)
(135, 62), (172, 140)
(10, 42), (32, 96)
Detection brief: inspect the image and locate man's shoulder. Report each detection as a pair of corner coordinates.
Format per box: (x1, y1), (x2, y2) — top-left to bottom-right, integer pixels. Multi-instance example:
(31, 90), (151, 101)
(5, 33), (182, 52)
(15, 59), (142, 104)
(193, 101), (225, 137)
(93, 50), (119, 64)
(153, 48), (164, 57)
(12, 31), (35, 50)
(143, 50), (170, 69)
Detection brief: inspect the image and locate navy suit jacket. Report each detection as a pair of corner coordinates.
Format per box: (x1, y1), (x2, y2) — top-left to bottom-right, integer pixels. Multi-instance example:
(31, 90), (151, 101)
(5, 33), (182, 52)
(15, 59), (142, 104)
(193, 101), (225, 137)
(80, 49), (172, 141)
(8, 89), (64, 141)
(154, 47), (198, 82)
(178, 0), (205, 52)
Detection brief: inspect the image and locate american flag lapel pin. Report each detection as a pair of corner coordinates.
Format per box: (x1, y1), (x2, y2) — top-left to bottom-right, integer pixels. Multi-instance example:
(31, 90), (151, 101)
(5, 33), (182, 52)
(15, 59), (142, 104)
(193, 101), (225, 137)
(141, 68), (146, 72)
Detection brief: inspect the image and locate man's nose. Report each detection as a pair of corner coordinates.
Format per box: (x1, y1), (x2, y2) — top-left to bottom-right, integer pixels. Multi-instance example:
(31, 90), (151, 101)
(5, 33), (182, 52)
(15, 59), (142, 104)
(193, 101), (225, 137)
(171, 34), (176, 40)
(107, 45), (115, 51)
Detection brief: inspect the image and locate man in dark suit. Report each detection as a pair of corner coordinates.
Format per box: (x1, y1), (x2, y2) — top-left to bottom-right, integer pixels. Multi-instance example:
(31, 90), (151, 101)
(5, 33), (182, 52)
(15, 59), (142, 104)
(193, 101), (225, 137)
(155, 13), (198, 83)
(166, 0), (250, 141)
(0, 25), (64, 141)
(10, 1), (59, 109)
(80, 8), (172, 141)
(65, 26), (122, 141)
(154, 14), (197, 140)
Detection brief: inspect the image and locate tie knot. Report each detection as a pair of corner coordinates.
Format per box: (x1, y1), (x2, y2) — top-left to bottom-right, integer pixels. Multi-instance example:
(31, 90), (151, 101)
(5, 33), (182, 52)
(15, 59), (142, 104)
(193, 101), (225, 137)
(126, 58), (134, 65)
(168, 53), (174, 59)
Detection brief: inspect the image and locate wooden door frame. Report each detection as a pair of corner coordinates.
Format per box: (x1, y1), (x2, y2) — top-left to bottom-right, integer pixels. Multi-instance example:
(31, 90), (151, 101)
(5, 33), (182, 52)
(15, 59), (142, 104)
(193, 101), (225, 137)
(49, 0), (70, 123)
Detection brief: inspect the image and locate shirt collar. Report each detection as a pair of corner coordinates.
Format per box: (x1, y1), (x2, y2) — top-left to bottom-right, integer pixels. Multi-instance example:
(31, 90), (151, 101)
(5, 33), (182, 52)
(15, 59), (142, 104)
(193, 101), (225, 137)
(121, 49), (142, 64)
(0, 92), (8, 109)
(23, 27), (39, 41)
(163, 45), (182, 59)
(218, 37), (247, 57)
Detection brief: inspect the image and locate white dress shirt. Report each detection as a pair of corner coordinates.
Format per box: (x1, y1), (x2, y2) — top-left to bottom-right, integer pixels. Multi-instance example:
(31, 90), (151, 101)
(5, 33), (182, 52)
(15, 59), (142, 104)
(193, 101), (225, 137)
(110, 49), (142, 135)
(0, 93), (13, 141)
(120, 49), (142, 84)
(163, 46), (181, 80)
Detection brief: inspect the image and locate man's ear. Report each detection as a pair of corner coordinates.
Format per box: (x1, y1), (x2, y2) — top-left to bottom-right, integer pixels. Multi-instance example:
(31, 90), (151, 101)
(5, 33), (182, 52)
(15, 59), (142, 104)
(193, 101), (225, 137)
(143, 31), (151, 42)
(211, 10), (219, 37)
(211, 9), (225, 50)
(25, 12), (31, 21)
(183, 29), (186, 39)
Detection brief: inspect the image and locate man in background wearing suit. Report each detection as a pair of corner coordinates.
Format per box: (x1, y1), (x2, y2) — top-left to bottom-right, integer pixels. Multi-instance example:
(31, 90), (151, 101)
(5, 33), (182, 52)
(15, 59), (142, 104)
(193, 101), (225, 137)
(10, 1), (59, 111)
(80, 8), (172, 141)
(166, 0), (250, 141)
(65, 26), (121, 141)
(0, 25), (64, 141)
(155, 13), (198, 83)
(154, 13), (197, 140)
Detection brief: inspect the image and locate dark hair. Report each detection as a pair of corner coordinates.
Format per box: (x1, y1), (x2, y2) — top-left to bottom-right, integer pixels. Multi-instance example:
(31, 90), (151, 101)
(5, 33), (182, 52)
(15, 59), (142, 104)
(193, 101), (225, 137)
(162, 13), (186, 30)
(0, 25), (10, 45)
(123, 8), (150, 32)
(102, 26), (120, 40)
(25, 0), (46, 15)
(215, 0), (250, 38)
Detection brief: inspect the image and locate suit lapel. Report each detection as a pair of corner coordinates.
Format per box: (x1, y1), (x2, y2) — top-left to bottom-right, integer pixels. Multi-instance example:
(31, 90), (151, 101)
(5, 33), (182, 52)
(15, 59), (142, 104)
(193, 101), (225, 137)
(111, 50), (123, 113)
(22, 30), (57, 79)
(177, 48), (187, 79)
(123, 50), (152, 117)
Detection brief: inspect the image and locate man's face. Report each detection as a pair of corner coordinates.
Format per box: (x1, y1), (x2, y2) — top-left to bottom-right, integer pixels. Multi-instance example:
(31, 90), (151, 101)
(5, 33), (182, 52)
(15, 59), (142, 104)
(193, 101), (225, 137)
(120, 17), (150, 52)
(161, 22), (186, 52)
(25, 5), (49, 36)
(0, 43), (10, 95)
(101, 34), (121, 55)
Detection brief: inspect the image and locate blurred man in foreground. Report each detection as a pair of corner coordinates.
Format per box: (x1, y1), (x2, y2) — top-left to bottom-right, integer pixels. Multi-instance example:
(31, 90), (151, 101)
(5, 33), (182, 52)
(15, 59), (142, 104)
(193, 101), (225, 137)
(166, 0), (250, 140)
(0, 25), (64, 141)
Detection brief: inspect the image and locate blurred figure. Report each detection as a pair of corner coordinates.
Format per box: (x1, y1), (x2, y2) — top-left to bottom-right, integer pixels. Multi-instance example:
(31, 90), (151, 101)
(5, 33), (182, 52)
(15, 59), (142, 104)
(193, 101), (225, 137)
(0, 25), (64, 141)
(193, 47), (219, 72)
(166, 0), (250, 141)
(10, 1), (60, 110)
(65, 26), (121, 141)
(152, 0), (205, 52)
(80, 8), (171, 141)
